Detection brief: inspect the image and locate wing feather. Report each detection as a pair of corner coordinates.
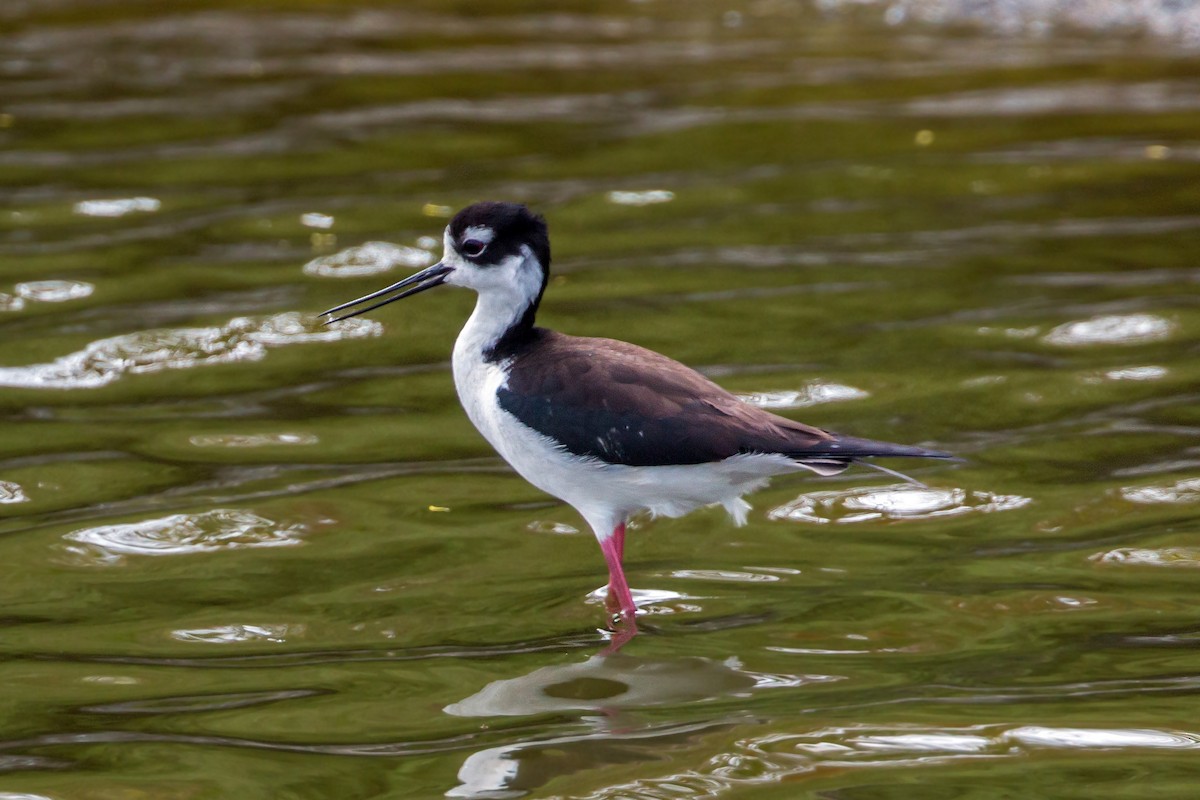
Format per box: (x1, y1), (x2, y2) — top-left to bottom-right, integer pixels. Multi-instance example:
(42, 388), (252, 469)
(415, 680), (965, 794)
(497, 331), (947, 468)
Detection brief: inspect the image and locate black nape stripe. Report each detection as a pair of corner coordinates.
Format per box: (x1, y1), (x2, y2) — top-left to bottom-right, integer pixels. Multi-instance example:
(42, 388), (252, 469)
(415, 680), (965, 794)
(449, 203), (552, 364)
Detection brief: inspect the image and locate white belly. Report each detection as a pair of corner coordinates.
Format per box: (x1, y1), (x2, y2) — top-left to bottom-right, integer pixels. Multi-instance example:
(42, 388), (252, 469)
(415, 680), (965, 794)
(451, 341), (799, 539)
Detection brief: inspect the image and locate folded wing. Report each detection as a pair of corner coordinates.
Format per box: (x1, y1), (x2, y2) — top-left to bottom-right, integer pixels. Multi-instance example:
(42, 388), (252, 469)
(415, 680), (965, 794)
(496, 331), (949, 471)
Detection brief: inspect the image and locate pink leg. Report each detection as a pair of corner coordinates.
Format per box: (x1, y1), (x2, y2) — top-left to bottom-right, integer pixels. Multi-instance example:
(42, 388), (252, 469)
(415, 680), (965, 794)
(599, 524), (637, 624)
(612, 521), (626, 562)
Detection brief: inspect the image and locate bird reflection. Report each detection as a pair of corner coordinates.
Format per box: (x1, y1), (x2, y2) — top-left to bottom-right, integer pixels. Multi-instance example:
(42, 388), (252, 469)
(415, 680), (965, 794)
(444, 646), (835, 798)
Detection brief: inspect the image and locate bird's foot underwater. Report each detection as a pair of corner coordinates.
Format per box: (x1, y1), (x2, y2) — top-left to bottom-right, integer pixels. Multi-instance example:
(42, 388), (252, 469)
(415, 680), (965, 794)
(600, 615), (639, 655)
(604, 590), (639, 626)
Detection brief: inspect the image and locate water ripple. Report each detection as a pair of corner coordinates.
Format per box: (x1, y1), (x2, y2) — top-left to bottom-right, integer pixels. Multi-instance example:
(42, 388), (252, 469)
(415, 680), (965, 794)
(302, 241), (433, 278)
(586, 586), (705, 617)
(62, 508), (307, 565)
(1043, 313), (1175, 346)
(0, 312), (379, 389)
(606, 189), (675, 206)
(740, 381), (869, 409)
(570, 723), (1200, 799)
(1091, 547), (1200, 568)
(769, 484), (1031, 524)
(72, 197), (161, 217)
(670, 569), (781, 583)
(0, 481), (29, 505)
(189, 432), (319, 448)
(905, 81), (1200, 116)
(83, 688), (320, 715)
(1119, 477), (1200, 505)
(14, 280), (94, 303)
(171, 623), (304, 644)
(0, 280), (94, 314)
(835, 1), (1200, 46)
(525, 520), (580, 535)
(1083, 365), (1168, 383)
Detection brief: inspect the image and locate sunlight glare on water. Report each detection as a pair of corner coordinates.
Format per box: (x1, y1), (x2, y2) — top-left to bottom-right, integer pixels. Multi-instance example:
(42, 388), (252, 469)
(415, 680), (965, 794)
(302, 241), (435, 278)
(769, 483), (1032, 524)
(62, 509), (309, 565)
(0, 312), (379, 389)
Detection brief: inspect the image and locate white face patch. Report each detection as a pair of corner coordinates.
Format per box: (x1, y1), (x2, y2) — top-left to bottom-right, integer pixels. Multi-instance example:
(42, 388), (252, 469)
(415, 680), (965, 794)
(462, 225), (495, 246)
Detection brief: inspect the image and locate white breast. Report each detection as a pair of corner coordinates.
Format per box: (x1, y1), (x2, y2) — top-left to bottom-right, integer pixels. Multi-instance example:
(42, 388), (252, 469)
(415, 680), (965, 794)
(451, 333), (801, 543)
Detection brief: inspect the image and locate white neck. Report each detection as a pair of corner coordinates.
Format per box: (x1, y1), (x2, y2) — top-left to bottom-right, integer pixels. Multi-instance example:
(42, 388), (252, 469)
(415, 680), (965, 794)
(446, 245), (544, 364)
(451, 285), (536, 438)
(453, 287), (533, 363)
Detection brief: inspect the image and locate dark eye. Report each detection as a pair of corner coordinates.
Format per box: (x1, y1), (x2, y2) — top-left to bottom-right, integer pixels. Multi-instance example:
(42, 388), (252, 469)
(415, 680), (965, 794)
(461, 239), (486, 258)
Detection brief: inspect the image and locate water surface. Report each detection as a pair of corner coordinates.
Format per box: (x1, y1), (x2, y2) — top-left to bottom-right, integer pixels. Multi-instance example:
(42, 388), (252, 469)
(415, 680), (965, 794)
(2, 2), (1200, 797)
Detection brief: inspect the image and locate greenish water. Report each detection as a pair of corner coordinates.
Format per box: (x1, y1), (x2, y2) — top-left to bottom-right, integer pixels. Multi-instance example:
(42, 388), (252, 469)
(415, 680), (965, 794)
(3, 2), (1200, 797)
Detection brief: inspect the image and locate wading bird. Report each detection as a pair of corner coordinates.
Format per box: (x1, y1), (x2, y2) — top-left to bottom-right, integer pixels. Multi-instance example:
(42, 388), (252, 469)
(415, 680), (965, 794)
(323, 202), (950, 629)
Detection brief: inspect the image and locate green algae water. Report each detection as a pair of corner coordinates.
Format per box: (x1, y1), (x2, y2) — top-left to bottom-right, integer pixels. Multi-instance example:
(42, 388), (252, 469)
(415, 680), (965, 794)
(3, 2), (1200, 797)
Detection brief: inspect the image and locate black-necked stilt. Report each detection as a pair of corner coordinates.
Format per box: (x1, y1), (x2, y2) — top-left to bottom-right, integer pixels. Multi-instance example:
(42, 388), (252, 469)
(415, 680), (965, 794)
(323, 202), (950, 629)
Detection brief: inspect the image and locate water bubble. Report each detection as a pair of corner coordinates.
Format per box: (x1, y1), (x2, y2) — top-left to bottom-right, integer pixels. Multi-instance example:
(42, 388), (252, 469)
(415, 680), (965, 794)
(302, 241), (433, 278)
(770, 484), (1031, 524)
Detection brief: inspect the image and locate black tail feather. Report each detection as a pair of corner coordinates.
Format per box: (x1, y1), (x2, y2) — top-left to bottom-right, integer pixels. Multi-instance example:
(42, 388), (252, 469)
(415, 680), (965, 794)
(785, 433), (953, 462)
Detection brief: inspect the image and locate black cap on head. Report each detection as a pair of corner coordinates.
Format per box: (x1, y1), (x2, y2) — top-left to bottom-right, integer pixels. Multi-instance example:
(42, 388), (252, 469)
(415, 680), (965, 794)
(449, 202), (551, 272)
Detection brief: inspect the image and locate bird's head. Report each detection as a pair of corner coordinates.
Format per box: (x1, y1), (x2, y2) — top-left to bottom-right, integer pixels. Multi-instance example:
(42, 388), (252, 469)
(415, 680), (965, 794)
(322, 201), (550, 323)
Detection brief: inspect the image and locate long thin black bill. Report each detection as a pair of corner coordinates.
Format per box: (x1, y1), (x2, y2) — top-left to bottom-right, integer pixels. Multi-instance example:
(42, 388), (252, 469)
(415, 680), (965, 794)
(320, 262), (453, 324)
